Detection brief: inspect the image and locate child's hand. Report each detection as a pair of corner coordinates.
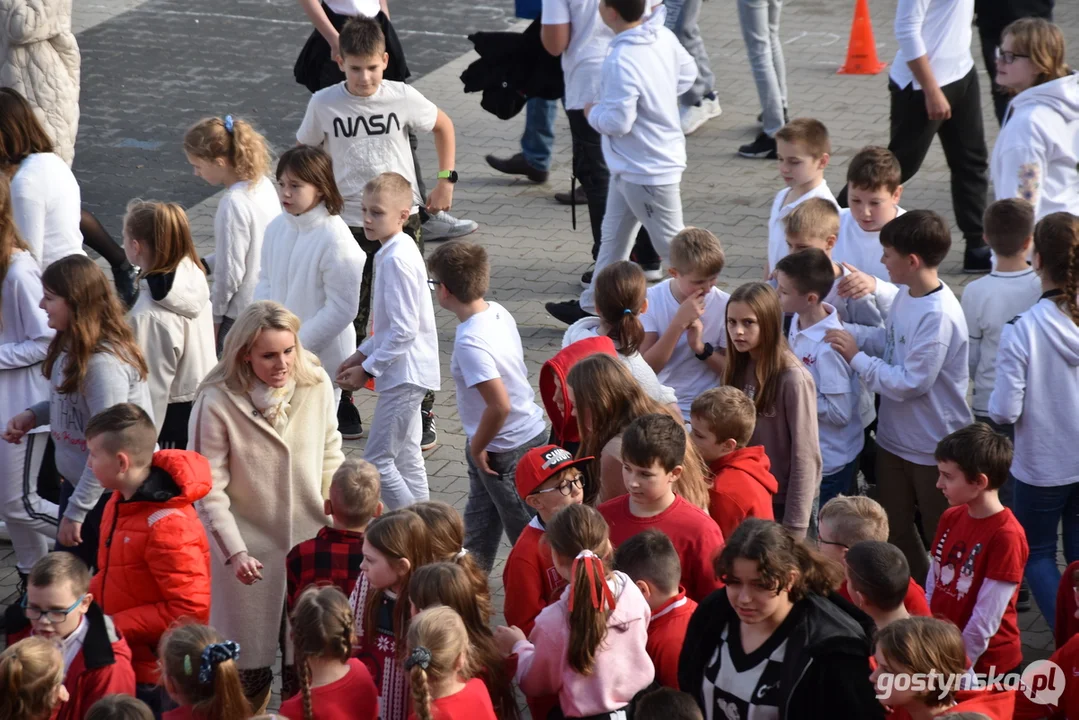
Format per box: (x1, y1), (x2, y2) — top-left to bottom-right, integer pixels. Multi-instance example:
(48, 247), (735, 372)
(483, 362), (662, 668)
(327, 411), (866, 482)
(494, 625), (527, 655)
(925, 87), (952, 120)
(836, 263), (877, 300)
(230, 551), (264, 585)
(427, 182), (454, 214)
(2, 410), (35, 444)
(825, 328), (859, 363)
(673, 291), (706, 330)
(470, 441), (494, 475)
(338, 350), (367, 374)
(337, 367), (370, 392)
(686, 319), (705, 355)
(58, 517), (82, 546)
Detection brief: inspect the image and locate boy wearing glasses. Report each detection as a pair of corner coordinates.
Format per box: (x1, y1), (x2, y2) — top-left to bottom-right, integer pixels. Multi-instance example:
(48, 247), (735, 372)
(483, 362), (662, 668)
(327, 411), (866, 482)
(426, 240), (548, 574)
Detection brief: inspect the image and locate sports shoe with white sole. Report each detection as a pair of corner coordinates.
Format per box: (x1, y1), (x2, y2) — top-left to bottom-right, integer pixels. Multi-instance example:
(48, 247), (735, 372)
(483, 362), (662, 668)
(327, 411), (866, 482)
(681, 93), (723, 135)
(640, 263), (664, 282)
(422, 211), (479, 242)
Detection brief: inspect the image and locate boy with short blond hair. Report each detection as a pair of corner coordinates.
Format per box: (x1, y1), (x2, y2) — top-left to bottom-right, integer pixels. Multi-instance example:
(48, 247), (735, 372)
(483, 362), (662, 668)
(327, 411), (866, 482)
(689, 387), (777, 538)
(835, 146), (905, 281)
(640, 228), (729, 418)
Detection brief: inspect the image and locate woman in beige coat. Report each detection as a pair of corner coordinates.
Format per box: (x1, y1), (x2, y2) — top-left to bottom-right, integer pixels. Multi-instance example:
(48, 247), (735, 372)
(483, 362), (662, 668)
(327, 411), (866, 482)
(188, 300), (344, 711)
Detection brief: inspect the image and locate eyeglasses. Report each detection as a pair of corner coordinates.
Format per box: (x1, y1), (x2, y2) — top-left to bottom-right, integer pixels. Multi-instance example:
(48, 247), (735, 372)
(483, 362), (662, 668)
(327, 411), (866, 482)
(817, 537), (849, 550)
(995, 47), (1030, 65)
(426, 279), (443, 290)
(21, 594), (87, 623)
(533, 473), (584, 497)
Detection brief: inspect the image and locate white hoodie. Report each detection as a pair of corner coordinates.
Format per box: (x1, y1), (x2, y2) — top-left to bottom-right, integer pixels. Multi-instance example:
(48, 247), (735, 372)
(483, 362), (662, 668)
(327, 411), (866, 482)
(990, 293), (1079, 487)
(127, 256), (216, 434)
(211, 176), (281, 323)
(991, 73), (1079, 220)
(588, 23), (697, 186)
(255, 204), (365, 388)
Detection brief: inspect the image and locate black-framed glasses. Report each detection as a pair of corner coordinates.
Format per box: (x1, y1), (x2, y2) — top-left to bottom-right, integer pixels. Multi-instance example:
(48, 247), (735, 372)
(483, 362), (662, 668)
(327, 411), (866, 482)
(995, 47), (1030, 64)
(817, 537), (849, 550)
(426, 279), (443, 290)
(533, 473), (584, 497)
(21, 594), (87, 623)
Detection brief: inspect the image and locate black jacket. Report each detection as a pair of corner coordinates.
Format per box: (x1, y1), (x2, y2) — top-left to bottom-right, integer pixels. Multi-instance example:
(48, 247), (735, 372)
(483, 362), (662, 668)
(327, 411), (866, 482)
(974, 0), (1054, 31)
(678, 589), (885, 720)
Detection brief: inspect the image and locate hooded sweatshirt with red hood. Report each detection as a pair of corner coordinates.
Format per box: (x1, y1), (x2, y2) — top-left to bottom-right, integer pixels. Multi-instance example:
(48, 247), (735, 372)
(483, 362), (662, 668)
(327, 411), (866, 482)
(539, 335), (618, 446)
(706, 446), (778, 539)
(90, 449), (212, 684)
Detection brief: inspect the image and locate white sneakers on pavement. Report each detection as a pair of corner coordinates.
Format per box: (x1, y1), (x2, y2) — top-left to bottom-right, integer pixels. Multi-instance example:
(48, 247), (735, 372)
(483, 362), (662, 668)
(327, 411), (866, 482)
(681, 93), (723, 136)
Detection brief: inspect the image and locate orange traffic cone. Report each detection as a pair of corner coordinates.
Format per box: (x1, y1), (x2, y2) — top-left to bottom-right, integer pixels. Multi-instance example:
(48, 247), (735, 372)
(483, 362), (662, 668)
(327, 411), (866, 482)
(837, 0), (887, 75)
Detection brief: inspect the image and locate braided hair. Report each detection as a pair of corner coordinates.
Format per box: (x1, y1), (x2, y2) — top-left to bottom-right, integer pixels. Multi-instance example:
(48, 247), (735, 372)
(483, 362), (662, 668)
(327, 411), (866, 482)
(1034, 212), (1079, 326)
(291, 586), (355, 720)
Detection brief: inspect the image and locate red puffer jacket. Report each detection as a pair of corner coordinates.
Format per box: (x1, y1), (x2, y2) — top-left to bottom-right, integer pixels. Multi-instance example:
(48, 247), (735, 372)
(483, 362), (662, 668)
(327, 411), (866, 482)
(90, 450), (212, 684)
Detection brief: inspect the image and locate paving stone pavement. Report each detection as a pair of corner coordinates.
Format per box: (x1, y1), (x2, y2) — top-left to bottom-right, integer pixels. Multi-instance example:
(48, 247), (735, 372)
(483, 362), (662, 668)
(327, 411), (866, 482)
(2, 0), (1077, 706)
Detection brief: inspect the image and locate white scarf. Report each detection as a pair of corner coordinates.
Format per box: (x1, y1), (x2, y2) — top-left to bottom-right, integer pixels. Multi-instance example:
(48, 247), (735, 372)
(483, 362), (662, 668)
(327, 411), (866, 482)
(248, 378), (296, 434)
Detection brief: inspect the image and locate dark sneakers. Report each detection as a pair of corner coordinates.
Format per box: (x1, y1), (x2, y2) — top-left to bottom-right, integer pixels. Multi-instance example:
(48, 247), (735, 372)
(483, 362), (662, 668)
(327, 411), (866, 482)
(545, 299), (595, 325)
(485, 152), (549, 183)
(963, 246), (993, 274)
(738, 132), (778, 159)
(556, 186), (588, 205)
(421, 410), (438, 451)
(337, 391), (364, 440)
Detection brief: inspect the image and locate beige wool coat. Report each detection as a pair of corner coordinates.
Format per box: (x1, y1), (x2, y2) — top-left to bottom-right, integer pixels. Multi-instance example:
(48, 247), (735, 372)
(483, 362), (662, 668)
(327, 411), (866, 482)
(188, 365), (344, 668)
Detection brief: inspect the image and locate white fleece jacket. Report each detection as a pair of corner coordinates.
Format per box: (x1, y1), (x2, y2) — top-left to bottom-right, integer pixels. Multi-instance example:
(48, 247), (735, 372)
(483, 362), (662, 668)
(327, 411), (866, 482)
(588, 23), (697, 186)
(211, 177), (281, 323)
(127, 256), (216, 434)
(11, 152), (83, 268)
(991, 73), (1079, 220)
(990, 295), (1079, 487)
(254, 204), (364, 383)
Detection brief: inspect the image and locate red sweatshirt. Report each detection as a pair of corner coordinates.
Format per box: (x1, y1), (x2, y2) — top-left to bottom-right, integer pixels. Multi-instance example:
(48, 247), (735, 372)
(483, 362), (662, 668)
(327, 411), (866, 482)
(838, 577), (931, 617)
(539, 336), (618, 444)
(890, 689), (1016, 720)
(502, 516), (567, 635)
(53, 605), (137, 720)
(1015, 633), (1079, 720)
(706, 446), (778, 539)
(1055, 560), (1079, 649)
(647, 589), (697, 689)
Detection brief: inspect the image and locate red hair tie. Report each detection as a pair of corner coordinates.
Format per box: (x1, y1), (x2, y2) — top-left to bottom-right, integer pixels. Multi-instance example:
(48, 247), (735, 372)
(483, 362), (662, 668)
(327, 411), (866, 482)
(568, 550), (616, 612)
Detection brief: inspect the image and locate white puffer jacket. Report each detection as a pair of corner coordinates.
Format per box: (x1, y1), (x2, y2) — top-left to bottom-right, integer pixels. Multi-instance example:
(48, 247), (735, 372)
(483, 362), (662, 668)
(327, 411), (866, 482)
(0, 0), (80, 165)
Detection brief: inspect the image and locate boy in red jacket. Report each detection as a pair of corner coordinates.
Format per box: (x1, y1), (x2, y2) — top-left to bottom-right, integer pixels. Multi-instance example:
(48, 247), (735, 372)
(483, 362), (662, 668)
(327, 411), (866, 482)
(689, 387), (777, 538)
(85, 403), (211, 714)
(539, 335), (618, 452)
(22, 552), (135, 720)
(613, 529), (697, 689)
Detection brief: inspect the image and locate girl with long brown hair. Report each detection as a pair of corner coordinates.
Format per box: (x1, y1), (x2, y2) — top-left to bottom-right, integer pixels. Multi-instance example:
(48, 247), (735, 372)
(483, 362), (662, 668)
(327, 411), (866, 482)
(407, 606), (497, 720)
(3, 254), (150, 570)
(494, 504), (654, 719)
(0, 637), (67, 720)
(158, 624), (251, 720)
(724, 282), (821, 538)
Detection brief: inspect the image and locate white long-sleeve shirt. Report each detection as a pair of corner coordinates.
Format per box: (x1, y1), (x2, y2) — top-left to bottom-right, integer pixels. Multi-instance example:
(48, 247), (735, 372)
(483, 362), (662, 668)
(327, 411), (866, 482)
(211, 177), (281, 323)
(890, 0), (974, 91)
(0, 250), (53, 428)
(11, 153), (84, 269)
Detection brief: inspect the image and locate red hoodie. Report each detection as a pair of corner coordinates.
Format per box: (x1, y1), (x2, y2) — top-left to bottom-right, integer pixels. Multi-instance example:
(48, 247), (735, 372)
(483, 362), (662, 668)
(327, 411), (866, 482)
(1014, 633), (1079, 720)
(1055, 560), (1079, 649)
(539, 336), (618, 445)
(90, 450), (212, 684)
(706, 446), (778, 539)
(53, 603), (137, 720)
(890, 689), (1016, 720)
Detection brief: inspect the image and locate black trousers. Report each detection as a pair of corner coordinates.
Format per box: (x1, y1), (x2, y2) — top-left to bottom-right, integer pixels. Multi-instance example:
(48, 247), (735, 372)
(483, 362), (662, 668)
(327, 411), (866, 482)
(887, 68), (989, 249)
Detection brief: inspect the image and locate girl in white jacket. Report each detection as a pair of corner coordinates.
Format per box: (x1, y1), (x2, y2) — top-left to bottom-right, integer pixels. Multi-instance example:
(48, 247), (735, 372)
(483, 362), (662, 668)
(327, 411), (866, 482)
(255, 146), (363, 404)
(184, 115), (280, 354)
(990, 211), (1079, 626)
(123, 200), (216, 449)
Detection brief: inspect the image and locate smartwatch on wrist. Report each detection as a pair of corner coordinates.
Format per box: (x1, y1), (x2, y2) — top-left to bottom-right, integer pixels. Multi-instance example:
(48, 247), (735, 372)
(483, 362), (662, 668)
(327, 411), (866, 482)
(695, 342), (714, 361)
(437, 170), (459, 184)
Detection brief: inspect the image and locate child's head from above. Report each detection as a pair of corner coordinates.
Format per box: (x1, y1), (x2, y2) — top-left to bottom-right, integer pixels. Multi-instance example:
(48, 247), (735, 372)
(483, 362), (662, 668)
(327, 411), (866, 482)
(276, 145), (343, 217)
(775, 118), (831, 188)
(997, 17), (1070, 94)
(844, 540), (911, 614)
(775, 248), (836, 317)
(409, 562), (485, 624)
(291, 586), (354, 688)
(408, 502), (491, 605)
(407, 606), (471, 710)
(847, 146), (903, 233)
(635, 688), (704, 720)
(1033, 212), (1079, 326)
(85, 694), (154, 720)
(878, 209), (951, 283)
(183, 115), (271, 186)
(338, 17), (390, 97)
(362, 172), (413, 241)
(362, 508), (430, 591)
(85, 403), (156, 492)
(123, 200), (202, 276)
(669, 228), (726, 297)
(159, 623), (247, 718)
(715, 518), (843, 625)
(816, 494), (889, 564)
(599, 0), (647, 28)
(934, 422), (1013, 506)
(327, 458), (382, 530)
(613, 528), (682, 609)
(0, 636), (67, 720)
(983, 198), (1034, 258)
(784, 198), (840, 255)
(594, 261), (648, 355)
(689, 386), (757, 463)
(621, 413), (686, 504)
(212, 301), (321, 392)
(427, 241), (489, 310)
(26, 552), (92, 642)
(0, 87), (54, 170)
(872, 617), (966, 709)
(515, 445), (588, 520)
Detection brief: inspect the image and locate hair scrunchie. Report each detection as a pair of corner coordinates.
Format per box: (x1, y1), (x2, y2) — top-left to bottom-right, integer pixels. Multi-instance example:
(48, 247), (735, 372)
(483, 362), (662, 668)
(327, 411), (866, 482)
(199, 640), (241, 684)
(405, 646), (432, 671)
(455, 547), (469, 560)
(223, 114), (235, 134)
(569, 549), (616, 613)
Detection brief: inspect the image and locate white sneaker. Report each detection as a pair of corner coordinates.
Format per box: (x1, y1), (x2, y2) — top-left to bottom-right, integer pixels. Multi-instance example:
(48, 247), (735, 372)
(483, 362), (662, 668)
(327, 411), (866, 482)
(681, 94), (723, 135)
(422, 211), (479, 241)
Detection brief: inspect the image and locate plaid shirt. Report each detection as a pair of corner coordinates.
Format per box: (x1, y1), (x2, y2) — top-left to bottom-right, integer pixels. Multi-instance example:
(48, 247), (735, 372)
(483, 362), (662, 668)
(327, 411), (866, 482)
(285, 526), (367, 612)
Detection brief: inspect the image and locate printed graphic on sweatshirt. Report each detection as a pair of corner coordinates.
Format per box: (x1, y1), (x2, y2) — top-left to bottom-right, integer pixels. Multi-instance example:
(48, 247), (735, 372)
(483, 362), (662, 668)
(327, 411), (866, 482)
(52, 395), (87, 451)
(703, 626), (786, 720)
(1018, 162), (1042, 206)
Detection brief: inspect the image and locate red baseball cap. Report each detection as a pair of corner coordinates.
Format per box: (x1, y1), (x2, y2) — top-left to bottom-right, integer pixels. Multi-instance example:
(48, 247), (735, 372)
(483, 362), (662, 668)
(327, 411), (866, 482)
(515, 444), (593, 499)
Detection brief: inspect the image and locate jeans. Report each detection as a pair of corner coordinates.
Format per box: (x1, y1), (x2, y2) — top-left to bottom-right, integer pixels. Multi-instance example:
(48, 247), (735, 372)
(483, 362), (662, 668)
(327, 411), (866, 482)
(521, 98), (557, 172)
(820, 459), (858, 510)
(56, 479), (110, 572)
(667, 0), (715, 105)
(215, 315), (235, 358)
(1013, 480), (1079, 629)
(737, 0), (788, 136)
(463, 429), (547, 573)
(876, 448), (949, 586)
(0, 432), (57, 573)
(364, 383), (431, 509)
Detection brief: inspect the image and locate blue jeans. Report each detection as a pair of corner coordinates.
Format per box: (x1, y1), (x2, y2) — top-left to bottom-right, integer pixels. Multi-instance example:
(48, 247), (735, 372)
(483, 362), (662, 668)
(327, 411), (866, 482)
(737, 0), (788, 136)
(1013, 480), (1079, 629)
(520, 98), (557, 171)
(820, 460), (858, 510)
(665, 0), (715, 105)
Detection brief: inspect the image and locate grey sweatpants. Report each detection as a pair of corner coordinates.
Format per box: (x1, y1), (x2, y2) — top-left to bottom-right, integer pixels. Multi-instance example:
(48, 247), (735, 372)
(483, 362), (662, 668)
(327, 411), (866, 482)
(665, 0), (715, 106)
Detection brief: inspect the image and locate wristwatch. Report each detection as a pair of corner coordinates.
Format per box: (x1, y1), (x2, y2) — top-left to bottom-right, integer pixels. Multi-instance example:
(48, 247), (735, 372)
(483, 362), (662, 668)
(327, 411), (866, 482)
(437, 170), (459, 183)
(695, 342), (715, 361)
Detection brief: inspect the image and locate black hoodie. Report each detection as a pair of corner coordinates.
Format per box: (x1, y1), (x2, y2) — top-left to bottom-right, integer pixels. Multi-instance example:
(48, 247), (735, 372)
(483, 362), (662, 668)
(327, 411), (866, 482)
(678, 589), (885, 720)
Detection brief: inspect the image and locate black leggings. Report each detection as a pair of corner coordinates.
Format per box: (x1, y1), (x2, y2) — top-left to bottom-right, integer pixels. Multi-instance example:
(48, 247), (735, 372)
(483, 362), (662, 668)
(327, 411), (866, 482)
(80, 209), (127, 268)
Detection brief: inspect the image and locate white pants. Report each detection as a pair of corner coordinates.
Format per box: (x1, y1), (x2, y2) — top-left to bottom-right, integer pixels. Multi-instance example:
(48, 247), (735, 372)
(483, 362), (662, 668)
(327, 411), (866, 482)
(364, 383), (430, 509)
(0, 432), (57, 573)
(580, 176), (685, 312)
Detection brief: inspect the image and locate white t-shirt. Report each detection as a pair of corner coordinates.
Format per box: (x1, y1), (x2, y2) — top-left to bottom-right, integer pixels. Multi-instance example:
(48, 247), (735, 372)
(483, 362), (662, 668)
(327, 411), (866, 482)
(834, 207), (906, 282)
(767, 182), (838, 273)
(542, 0), (613, 110)
(960, 268), (1042, 415)
(641, 280), (729, 418)
(11, 153), (84, 269)
(325, 0), (380, 16)
(452, 302), (547, 452)
(891, 0), (975, 91)
(297, 81), (438, 225)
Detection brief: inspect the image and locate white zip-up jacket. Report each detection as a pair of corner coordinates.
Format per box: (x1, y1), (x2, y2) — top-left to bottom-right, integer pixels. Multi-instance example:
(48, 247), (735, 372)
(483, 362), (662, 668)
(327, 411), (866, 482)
(254, 204), (365, 384)
(0, 250), (53, 428)
(991, 73), (1079, 220)
(211, 177), (281, 322)
(127, 256), (216, 433)
(990, 293), (1079, 487)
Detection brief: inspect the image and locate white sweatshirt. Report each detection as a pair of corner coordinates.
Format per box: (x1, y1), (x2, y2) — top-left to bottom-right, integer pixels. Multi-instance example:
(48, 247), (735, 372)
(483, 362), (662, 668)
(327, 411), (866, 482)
(212, 177), (281, 323)
(891, 0), (974, 91)
(849, 283), (972, 465)
(254, 204), (365, 384)
(11, 153), (84, 269)
(834, 207), (907, 281)
(127, 256), (217, 433)
(562, 317), (678, 407)
(588, 23), (697, 186)
(991, 73), (1079, 220)
(990, 294), (1079, 487)
(0, 250), (53, 430)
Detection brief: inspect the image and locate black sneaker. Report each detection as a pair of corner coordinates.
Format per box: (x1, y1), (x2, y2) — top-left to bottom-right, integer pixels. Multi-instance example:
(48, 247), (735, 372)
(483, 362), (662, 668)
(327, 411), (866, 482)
(1016, 580), (1032, 612)
(421, 410), (437, 451)
(738, 132), (778, 159)
(580, 264), (595, 288)
(112, 262), (140, 310)
(337, 391), (364, 440)
(545, 299), (594, 325)
(963, 246), (992, 274)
